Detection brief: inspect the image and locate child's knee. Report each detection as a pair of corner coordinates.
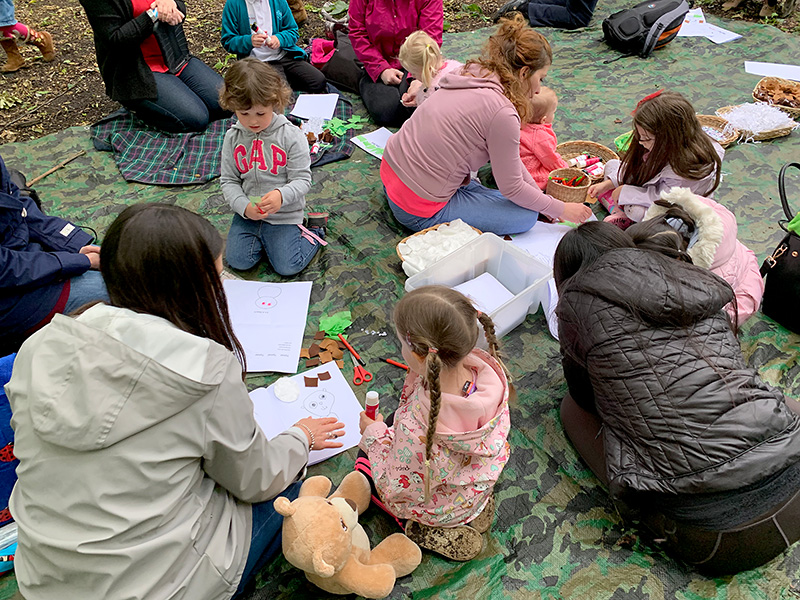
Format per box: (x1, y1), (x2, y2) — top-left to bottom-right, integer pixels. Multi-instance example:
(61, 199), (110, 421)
(225, 243), (260, 271)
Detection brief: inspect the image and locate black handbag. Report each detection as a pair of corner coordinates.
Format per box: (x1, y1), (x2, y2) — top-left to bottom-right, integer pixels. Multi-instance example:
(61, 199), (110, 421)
(320, 28), (364, 94)
(760, 162), (800, 332)
(153, 21), (190, 75)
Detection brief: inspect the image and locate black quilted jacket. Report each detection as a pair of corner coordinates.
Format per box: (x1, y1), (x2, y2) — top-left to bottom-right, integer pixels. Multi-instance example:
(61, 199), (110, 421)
(557, 248), (800, 500)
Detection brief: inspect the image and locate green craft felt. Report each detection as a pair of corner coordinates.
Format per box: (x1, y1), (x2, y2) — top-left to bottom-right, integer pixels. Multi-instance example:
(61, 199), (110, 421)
(319, 310), (352, 336)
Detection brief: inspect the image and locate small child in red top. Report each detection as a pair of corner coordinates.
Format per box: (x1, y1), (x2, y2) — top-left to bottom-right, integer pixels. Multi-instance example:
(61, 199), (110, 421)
(519, 87), (568, 190)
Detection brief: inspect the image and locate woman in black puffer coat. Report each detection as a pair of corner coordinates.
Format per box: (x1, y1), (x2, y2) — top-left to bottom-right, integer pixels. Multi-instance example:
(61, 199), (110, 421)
(554, 221), (800, 575)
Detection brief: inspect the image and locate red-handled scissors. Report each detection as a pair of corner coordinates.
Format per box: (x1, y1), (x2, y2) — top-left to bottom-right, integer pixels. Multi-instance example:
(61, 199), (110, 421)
(351, 354), (373, 386)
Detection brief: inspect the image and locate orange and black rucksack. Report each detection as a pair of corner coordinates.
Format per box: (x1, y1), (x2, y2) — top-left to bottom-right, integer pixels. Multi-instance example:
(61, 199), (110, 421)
(602, 0), (689, 59)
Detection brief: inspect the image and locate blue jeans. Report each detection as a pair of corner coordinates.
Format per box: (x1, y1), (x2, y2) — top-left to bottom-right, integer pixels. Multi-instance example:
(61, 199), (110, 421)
(527, 0), (598, 29)
(234, 481), (303, 598)
(64, 271), (109, 314)
(124, 58), (230, 133)
(226, 214), (322, 276)
(387, 180), (539, 235)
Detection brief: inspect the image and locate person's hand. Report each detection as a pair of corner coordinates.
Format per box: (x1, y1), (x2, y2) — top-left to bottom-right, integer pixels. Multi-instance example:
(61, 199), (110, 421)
(294, 417), (346, 450)
(401, 80), (423, 107)
(560, 202), (593, 224)
(151, 0), (183, 24)
(79, 245), (101, 270)
(359, 410), (384, 434)
(380, 68), (404, 86)
(244, 203), (269, 220)
(259, 190), (283, 215)
(265, 35), (280, 49)
(251, 32), (267, 47)
(587, 179), (614, 198)
(611, 185), (623, 203)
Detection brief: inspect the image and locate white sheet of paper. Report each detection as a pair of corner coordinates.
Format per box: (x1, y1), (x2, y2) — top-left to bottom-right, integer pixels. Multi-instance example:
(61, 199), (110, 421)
(745, 61), (800, 82)
(509, 215), (596, 267)
(352, 127), (393, 159)
(223, 280), (312, 373)
(249, 363), (363, 465)
(289, 93), (339, 121)
(676, 8), (707, 36)
(703, 23), (741, 44)
(453, 272), (515, 314)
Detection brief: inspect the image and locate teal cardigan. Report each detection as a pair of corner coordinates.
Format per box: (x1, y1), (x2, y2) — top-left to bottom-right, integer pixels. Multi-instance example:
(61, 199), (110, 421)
(221, 0), (305, 60)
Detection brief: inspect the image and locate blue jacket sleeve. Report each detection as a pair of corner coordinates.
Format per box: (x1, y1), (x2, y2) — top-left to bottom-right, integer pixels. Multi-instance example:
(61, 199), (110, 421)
(273, 0), (299, 48)
(23, 196), (93, 253)
(0, 246), (91, 292)
(221, 0), (254, 57)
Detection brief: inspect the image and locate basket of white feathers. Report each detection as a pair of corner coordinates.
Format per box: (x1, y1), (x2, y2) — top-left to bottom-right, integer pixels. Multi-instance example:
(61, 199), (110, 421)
(396, 220), (482, 277)
(716, 103), (798, 142)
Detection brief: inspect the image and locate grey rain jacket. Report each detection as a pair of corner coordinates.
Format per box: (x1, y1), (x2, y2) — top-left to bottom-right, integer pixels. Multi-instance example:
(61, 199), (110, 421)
(5, 303), (309, 600)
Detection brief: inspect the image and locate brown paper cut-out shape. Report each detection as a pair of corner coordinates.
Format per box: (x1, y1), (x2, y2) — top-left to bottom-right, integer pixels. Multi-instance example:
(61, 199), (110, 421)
(331, 348), (344, 360)
(320, 338), (338, 351)
(319, 350), (333, 363)
(306, 358), (321, 368)
(318, 371), (332, 381)
(308, 343), (321, 358)
(336, 359), (344, 369)
(300, 348), (311, 359)
(314, 331), (326, 340)
(304, 376), (318, 387)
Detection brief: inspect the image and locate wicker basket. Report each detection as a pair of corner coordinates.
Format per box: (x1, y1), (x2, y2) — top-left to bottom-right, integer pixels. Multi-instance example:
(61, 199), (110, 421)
(556, 141), (619, 182)
(396, 222), (482, 261)
(752, 77), (800, 119)
(546, 168), (591, 203)
(697, 114), (740, 148)
(716, 105), (797, 142)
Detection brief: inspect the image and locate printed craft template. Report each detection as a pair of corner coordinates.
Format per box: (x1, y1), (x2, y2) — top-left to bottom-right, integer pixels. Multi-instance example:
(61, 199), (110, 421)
(249, 363), (363, 465)
(223, 279), (312, 373)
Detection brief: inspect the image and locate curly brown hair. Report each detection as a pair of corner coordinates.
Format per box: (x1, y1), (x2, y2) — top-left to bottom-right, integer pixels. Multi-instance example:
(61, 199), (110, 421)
(219, 58), (291, 112)
(465, 13), (552, 123)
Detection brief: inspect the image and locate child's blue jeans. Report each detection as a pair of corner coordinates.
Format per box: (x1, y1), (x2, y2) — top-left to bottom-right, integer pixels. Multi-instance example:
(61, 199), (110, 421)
(233, 481), (303, 598)
(386, 180), (539, 235)
(226, 215), (321, 276)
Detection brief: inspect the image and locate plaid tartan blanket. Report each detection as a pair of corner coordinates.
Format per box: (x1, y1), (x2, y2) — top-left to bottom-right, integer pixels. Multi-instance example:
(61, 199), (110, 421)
(89, 96), (356, 186)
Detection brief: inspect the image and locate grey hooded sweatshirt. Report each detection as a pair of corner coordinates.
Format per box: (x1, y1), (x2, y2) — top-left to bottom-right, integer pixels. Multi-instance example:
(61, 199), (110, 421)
(6, 303), (309, 600)
(220, 113), (312, 224)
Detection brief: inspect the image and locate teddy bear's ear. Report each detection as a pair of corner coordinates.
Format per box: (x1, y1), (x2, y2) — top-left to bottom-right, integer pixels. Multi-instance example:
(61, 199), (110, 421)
(312, 549), (335, 578)
(274, 497), (295, 517)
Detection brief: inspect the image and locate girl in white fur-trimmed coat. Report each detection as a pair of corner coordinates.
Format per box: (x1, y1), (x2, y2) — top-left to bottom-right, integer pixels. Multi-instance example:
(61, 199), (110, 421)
(627, 187), (764, 325)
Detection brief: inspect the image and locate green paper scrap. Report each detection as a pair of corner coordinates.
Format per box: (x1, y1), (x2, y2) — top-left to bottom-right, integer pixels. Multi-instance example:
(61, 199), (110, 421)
(787, 213), (800, 235)
(324, 115), (369, 138)
(614, 130), (633, 153)
(319, 310), (352, 336)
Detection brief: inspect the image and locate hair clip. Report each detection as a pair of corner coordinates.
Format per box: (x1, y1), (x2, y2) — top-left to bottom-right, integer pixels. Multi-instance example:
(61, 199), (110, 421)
(476, 310), (482, 318)
(428, 347), (439, 354)
(633, 90), (663, 114)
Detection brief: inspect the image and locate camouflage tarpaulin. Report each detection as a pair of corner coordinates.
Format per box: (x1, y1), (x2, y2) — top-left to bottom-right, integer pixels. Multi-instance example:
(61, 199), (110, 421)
(1, 3), (800, 598)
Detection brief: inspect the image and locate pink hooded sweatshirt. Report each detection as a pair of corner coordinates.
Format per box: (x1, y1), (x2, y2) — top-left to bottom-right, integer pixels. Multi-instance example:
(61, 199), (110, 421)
(359, 349), (511, 527)
(348, 0), (443, 83)
(519, 122), (569, 190)
(382, 65), (566, 221)
(645, 187), (764, 324)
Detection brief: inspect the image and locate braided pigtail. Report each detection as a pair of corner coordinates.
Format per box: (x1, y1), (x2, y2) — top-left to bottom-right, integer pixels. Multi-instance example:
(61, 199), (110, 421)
(423, 347), (442, 503)
(478, 311), (511, 382)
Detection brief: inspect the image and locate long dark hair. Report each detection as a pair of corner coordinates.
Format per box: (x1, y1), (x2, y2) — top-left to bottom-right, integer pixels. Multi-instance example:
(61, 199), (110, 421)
(553, 221), (636, 291)
(101, 204), (246, 370)
(621, 91), (721, 193)
(627, 200), (696, 264)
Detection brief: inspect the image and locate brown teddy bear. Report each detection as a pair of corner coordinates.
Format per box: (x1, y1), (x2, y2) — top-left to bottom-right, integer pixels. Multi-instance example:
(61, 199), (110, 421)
(274, 472), (422, 599)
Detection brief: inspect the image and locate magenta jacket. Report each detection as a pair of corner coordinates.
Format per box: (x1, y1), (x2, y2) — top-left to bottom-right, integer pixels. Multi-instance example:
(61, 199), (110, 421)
(348, 0), (443, 82)
(383, 65), (566, 220)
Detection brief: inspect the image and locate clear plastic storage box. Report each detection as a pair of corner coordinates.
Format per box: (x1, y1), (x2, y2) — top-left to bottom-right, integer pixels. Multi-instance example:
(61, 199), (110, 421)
(405, 233), (552, 338)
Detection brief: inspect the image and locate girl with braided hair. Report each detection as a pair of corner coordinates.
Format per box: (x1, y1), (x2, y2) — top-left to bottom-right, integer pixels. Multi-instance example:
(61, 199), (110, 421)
(356, 286), (512, 561)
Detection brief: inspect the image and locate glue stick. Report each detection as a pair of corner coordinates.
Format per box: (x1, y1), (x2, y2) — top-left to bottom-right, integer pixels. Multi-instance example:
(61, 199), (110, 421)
(567, 154), (589, 167)
(365, 391), (380, 420)
(583, 156), (601, 167)
(584, 162), (605, 178)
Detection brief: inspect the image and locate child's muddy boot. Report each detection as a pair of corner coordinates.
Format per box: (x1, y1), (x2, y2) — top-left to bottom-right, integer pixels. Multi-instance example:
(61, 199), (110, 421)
(468, 494), (496, 534)
(405, 521), (483, 561)
(1, 38), (25, 73)
(286, 0), (308, 26)
(25, 29), (55, 62)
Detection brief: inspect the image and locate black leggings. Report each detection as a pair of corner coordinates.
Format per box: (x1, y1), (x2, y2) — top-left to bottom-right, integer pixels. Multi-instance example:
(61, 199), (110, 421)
(560, 393), (800, 575)
(358, 71), (414, 127)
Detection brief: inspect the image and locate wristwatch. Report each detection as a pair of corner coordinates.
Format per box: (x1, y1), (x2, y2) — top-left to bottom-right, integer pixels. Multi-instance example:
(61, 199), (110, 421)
(146, 7), (158, 22)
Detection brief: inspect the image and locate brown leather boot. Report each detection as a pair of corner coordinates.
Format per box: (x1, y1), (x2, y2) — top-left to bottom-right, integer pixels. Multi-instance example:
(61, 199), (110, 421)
(286, 0), (308, 26)
(1, 38), (25, 73)
(25, 29), (55, 62)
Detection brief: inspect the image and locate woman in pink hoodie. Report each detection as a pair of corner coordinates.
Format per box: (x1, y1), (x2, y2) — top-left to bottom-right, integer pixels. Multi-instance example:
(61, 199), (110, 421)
(381, 15), (591, 236)
(627, 187), (764, 324)
(356, 286), (512, 562)
(348, 0), (442, 126)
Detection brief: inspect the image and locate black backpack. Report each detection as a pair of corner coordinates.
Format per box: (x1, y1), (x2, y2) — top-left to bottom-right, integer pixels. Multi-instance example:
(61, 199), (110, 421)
(602, 0), (690, 59)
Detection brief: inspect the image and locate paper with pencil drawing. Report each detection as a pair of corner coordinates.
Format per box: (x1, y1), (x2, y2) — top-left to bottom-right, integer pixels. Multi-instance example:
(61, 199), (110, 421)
(223, 279), (312, 373)
(249, 363), (362, 465)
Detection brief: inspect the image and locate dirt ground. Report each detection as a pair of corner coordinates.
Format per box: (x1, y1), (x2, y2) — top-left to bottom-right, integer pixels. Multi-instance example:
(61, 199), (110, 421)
(0, 0), (795, 144)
